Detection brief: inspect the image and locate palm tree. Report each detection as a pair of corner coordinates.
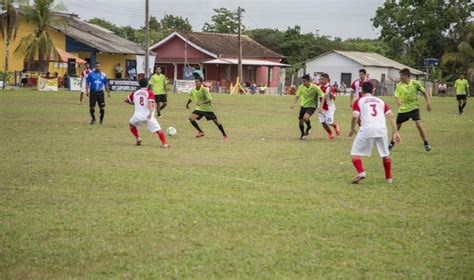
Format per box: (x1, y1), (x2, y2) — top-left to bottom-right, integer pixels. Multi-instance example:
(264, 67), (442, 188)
(441, 23), (474, 79)
(0, 0), (20, 88)
(14, 0), (63, 73)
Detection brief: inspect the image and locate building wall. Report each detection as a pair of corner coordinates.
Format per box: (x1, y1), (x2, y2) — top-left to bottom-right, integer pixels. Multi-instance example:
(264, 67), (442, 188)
(0, 18), (66, 75)
(94, 53), (137, 79)
(0, 18), (141, 84)
(152, 36), (213, 61)
(305, 52), (361, 86)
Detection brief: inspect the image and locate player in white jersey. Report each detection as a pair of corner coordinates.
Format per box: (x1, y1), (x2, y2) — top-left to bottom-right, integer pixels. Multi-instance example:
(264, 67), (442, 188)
(350, 69), (372, 107)
(318, 73), (340, 140)
(349, 82), (400, 184)
(124, 78), (170, 148)
(78, 63), (91, 105)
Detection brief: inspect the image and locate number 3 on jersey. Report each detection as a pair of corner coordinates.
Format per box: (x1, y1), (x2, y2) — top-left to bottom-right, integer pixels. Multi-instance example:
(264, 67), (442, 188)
(370, 104), (377, 116)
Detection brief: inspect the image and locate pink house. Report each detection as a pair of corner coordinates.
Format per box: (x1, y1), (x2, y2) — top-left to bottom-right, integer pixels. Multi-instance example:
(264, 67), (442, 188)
(149, 32), (288, 91)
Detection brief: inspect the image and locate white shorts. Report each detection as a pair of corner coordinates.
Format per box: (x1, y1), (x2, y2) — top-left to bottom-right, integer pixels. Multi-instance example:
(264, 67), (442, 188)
(319, 110), (335, 124)
(351, 135), (390, 157)
(129, 114), (161, 133)
(81, 82), (87, 93)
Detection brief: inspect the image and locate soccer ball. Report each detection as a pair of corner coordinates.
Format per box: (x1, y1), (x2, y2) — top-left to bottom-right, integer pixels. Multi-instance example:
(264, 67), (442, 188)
(167, 127), (177, 137)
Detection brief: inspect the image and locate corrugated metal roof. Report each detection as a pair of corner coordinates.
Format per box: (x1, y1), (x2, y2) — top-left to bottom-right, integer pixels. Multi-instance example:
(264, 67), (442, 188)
(50, 14), (145, 55)
(306, 50), (424, 75)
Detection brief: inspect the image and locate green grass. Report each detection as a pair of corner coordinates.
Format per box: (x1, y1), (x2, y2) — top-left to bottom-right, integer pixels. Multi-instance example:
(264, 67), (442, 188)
(0, 90), (473, 278)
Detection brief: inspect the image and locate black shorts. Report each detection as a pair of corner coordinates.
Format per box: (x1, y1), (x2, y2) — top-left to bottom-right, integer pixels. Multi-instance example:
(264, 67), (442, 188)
(21, 78), (27, 85)
(155, 94), (167, 103)
(192, 110), (217, 121)
(457, 95), (467, 101)
(397, 109), (420, 124)
(90, 91), (105, 108)
(299, 107), (316, 119)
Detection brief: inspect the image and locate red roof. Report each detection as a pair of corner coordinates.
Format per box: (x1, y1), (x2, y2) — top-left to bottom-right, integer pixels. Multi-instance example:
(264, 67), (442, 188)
(151, 32), (282, 59)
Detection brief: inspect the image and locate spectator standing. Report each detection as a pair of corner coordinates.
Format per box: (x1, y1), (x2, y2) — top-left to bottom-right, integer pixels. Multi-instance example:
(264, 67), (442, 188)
(20, 69), (27, 87)
(114, 63), (123, 79)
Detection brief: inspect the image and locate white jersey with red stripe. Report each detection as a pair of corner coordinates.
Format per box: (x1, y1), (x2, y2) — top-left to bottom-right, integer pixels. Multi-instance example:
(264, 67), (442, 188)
(319, 83), (336, 111)
(127, 88), (155, 117)
(351, 78), (372, 99)
(353, 94), (391, 138)
(81, 68), (91, 78)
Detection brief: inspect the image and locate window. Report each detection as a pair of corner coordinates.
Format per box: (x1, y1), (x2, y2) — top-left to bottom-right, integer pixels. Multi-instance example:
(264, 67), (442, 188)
(125, 60), (137, 78)
(341, 73), (352, 87)
(248, 67), (255, 82)
(269, 67), (274, 81)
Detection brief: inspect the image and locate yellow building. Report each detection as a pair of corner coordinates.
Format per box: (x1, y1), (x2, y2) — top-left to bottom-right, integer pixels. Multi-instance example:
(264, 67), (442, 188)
(0, 12), (144, 84)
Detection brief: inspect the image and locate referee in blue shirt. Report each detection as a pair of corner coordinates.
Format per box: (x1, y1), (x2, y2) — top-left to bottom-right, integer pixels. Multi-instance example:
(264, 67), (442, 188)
(86, 62), (110, 125)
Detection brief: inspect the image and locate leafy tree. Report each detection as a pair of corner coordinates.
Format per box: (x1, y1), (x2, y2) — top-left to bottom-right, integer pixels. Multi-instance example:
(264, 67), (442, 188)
(149, 16), (160, 32)
(441, 23), (474, 78)
(373, 0), (473, 67)
(340, 38), (390, 56)
(202, 8), (243, 34)
(88, 15), (192, 47)
(88, 18), (118, 33)
(15, 0), (64, 72)
(0, 0), (20, 87)
(245, 28), (285, 53)
(160, 14), (191, 34)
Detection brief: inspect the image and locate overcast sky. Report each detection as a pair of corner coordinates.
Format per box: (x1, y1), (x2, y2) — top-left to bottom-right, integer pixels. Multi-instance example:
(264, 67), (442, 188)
(60, 0), (384, 39)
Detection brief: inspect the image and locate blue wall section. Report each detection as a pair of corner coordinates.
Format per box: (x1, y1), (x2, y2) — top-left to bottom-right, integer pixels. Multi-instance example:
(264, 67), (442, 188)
(66, 36), (97, 65)
(66, 36), (96, 52)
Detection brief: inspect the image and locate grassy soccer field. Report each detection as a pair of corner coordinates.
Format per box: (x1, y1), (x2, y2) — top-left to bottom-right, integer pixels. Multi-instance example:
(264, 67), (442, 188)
(0, 90), (473, 278)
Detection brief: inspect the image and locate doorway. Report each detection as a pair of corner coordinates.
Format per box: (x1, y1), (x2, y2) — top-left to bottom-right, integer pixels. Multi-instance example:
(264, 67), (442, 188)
(340, 73), (352, 88)
(67, 59), (76, 76)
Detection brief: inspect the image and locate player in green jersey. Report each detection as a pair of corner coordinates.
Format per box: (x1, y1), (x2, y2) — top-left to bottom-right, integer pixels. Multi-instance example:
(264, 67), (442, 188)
(453, 74), (470, 115)
(390, 68), (432, 152)
(148, 66), (168, 117)
(186, 72), (228, 140)
(290, 74), (324, 140)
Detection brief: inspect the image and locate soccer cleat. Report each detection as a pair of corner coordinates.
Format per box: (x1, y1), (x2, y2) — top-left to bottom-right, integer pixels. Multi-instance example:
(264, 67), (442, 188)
(162, 143), (170, 148)
(327, 134), (334, 141)
(196, 131), (205, 138)
(99, 120), (103, 125)
(424, 144), (432, 152)
(300, 135), (306, 140)
(90, 119), (96, 125)
(351, 172), (366, 184)
(136, 138), (142, 146)
(223, 136), (230, 141)
(386, 178), (393, 184)
(334, 125), (341, 136)
(304, 129), (311, 136)
(77, 102), (83, 105)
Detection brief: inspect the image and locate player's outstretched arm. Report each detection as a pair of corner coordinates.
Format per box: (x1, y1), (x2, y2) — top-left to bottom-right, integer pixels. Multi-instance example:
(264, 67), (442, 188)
(86, 83), (90, 97)
(349, 92), (354, 108)
(421, 90), (432, 112)
(290, 96), (299, 109)
(395, 96), (401, 108)
(348, 114), (358, 137)
(147, 100), (153, 119)
(387, 112), (400, 144)
(185, 99), (192, 109)
(105, 84), (111, 97)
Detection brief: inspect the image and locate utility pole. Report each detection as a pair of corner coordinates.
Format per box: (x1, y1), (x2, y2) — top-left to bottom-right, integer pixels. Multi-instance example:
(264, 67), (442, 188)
(237, 6), (242, 84)
(144, 0), (150, 78)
